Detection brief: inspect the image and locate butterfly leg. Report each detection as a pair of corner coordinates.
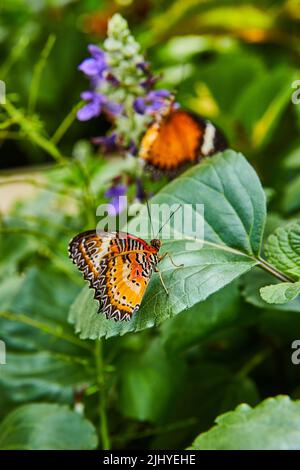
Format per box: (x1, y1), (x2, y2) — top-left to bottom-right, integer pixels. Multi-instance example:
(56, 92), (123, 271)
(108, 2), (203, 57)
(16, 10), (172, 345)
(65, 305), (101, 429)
(159, 252), (184, 268)
(154, 266), (169, 296)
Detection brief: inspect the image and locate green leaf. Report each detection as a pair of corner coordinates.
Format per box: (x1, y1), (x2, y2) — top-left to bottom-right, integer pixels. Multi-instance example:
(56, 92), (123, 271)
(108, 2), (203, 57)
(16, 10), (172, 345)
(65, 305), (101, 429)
(0, 404), (98, 450)
(283, 146), (300, 169)
(234, 67), (292, 148)
(150, 364), (259, 450)
(118, 338), (186, 423)
(0, 267), (86, 354)
(161, 283), (240, 353)
(193, 52), (265, 113)
(69, 151), (265, 338)
(243, 268), (300, 312)
(0, 352), (93, 418)
(190, 395), (300, 450)
(260, 281), (300, 305)
(265, 221), (300, 279)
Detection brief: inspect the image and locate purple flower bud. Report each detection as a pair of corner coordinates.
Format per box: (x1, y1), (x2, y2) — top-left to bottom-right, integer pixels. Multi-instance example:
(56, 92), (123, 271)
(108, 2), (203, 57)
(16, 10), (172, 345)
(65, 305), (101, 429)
(140, 74), (159, 90)
(133, 89), (172, 115)
(136, 61), (150, 73)
(127, 140), (138, 156)
(105, 101), (124, 117)
(148, 89), (171, 99)
(135, 177), (146, 202)
(88, 45), (105, 59)
(77, 91), (123, 122)
(77, 91), (104, 121)
(92, 133), (118, 153)
(105, 72), (120, 86)
(78, 44), (107, 79)
(105, 183), (128, 215)
(133, 97), (146, 114)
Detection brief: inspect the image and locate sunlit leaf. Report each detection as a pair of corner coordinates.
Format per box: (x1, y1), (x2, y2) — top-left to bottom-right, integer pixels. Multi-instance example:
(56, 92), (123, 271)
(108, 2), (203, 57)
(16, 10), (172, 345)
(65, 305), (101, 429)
(265, 221), (300, 279)
(260, 281), (300, 305)
(190, 396), (300, 450)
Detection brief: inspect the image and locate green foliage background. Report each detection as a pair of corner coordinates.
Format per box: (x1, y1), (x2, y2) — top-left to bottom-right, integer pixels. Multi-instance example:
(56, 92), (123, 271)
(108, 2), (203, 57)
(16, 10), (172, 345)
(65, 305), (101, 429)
(1, 0), (300, 450)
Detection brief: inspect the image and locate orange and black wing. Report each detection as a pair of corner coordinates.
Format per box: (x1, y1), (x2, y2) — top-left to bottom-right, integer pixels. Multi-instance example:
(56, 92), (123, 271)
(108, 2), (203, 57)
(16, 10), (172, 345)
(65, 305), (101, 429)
(69, 230), (158, 321)
(139, 109), (227, 177)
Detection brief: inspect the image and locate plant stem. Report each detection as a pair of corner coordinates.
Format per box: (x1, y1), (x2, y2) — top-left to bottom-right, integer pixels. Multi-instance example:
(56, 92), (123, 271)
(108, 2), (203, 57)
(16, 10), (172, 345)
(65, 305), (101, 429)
(257, 257), (294, 283)
(76, 148), (110, 449)
(51, 101), (83, 145)
(237, 349), (270, 378)
(3, 99), (67, 164)
(28, 34), (56, 114)
(94, 339), (111, 450)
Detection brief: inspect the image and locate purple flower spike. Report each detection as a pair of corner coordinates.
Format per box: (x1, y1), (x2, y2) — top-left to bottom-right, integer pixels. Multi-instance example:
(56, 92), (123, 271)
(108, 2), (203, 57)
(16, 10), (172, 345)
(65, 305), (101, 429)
(133, 89), (171, 115)
(78, 44), (107, 79)
(105, 183), (128, 215)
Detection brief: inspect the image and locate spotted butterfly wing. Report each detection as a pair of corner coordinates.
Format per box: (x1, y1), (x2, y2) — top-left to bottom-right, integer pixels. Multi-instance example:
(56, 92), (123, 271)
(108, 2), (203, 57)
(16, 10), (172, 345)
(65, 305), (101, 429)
(69, 230), (159, 321)
(139, 108), (227, 178)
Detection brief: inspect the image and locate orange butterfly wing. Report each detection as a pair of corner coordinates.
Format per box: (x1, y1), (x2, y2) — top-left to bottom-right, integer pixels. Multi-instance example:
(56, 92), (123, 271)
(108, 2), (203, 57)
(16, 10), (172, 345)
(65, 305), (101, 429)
(140, 109), (227, 176)
(69, 231), (159, 321)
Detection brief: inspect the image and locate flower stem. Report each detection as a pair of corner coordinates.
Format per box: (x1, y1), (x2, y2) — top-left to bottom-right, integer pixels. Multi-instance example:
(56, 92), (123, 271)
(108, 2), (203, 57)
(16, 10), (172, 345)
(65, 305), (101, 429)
(257, 257), (295, 283)
(51, 101), (83, 145)
(94, 339), (111, 450)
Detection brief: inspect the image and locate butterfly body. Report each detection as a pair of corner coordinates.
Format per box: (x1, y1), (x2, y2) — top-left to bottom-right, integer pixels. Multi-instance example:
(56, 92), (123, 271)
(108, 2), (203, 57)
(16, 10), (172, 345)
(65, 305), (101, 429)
(140, 108), (227, 178)
(69, 230), (161, 321)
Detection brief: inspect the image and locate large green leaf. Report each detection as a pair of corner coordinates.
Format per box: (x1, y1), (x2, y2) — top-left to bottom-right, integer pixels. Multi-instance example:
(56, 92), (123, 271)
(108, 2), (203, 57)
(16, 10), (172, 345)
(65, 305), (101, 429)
(190, 396), (300, 450)
(0, 404), (98, 450)
(69, 151), (265, 338)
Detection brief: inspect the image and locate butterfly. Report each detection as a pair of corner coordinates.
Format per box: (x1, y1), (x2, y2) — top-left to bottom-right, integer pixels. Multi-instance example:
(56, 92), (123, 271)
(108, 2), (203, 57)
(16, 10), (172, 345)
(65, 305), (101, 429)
(69, 230), (173, 321)
(139, 106), (227, 178)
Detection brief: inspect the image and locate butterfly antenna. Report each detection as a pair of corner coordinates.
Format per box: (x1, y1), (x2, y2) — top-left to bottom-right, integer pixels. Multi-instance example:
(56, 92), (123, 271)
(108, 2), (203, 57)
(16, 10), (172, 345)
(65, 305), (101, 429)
(146, 199), (155, 239)
(156, 204), (182, 238)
